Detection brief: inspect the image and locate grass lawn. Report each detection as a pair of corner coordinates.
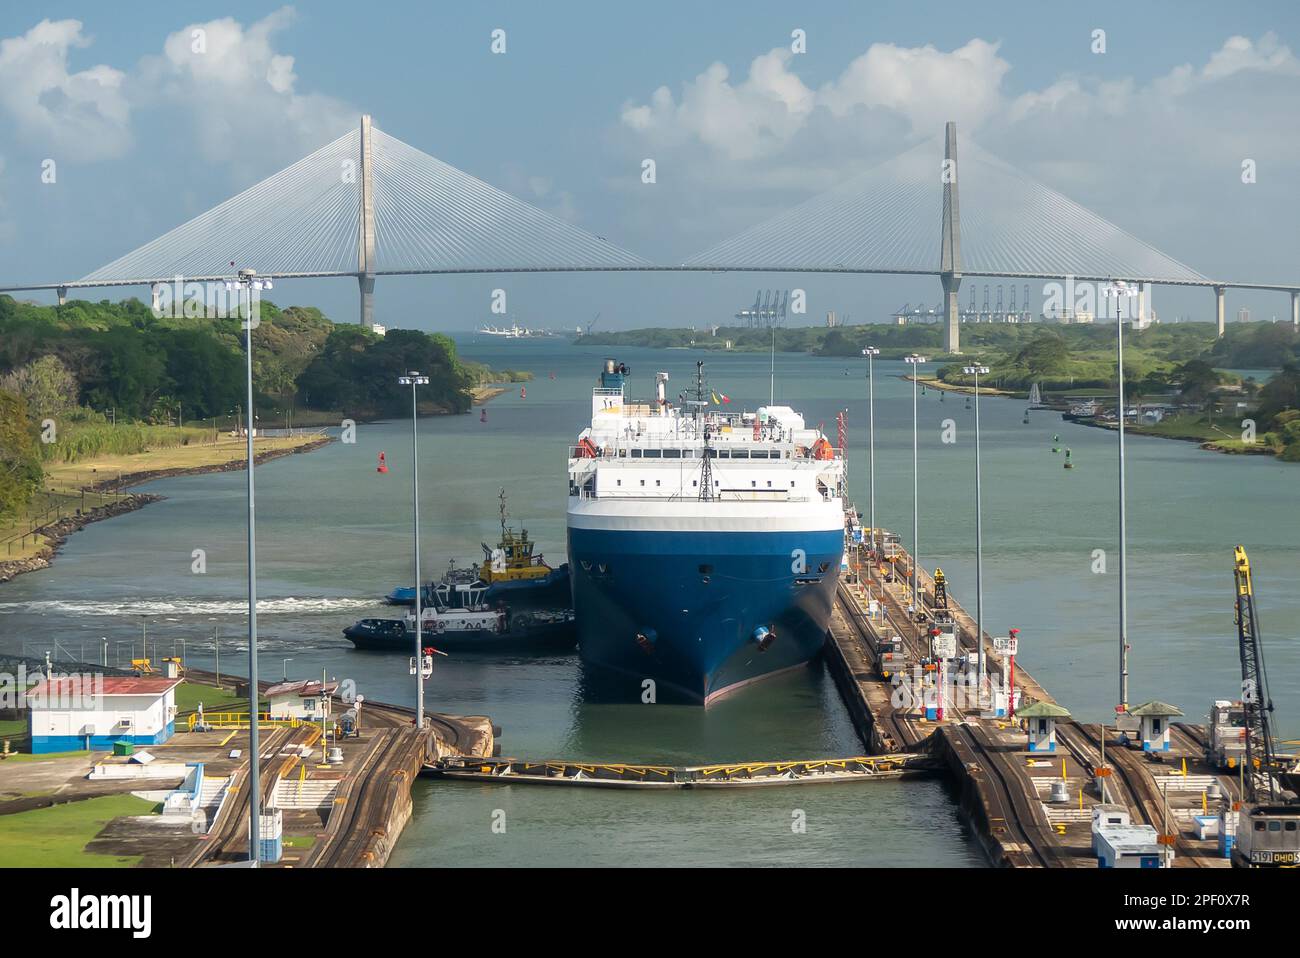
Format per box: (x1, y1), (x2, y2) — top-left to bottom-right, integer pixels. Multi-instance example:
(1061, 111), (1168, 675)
(282, 835), (317, 849)
(0, 718), (27, 741)
(1, 750), (90, 763)
(174, 681), (256, 715)
(0, 794), (159, 867)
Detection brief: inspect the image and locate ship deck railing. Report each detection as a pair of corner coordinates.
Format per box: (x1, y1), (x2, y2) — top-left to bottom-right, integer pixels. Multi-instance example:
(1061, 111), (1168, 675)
(569, 441), (842, 462)
(570, 489), (821, 503)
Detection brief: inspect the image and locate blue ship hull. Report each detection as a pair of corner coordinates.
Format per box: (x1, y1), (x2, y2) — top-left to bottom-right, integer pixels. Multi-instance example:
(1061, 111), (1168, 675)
(567, 526), (841, 704)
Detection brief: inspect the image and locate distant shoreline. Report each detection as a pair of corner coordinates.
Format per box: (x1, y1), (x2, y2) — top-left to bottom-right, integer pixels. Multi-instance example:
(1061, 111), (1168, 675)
(0, 435), (335, 585)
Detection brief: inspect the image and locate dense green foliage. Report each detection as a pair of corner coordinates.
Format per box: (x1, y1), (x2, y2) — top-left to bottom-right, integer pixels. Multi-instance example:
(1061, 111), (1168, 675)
(297, 327), (475, 418)
(0, 389), (43, 515)
(0, 295), (512, 515)
(0, 294), (493, 423)
(581, 321), (1224, 369)
(1207, 322), (1300, 369)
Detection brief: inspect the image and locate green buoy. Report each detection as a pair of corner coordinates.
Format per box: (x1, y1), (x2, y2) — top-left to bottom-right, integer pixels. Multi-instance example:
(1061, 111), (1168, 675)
(1063, 448), (1074, 469)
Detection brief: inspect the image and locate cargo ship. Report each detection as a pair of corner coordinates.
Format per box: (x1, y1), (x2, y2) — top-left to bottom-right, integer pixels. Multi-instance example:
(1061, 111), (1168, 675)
(566, 359), (846, 704)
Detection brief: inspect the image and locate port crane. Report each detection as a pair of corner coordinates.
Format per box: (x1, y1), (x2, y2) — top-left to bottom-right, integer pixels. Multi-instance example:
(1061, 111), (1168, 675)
(1232, 546), (1282, 803)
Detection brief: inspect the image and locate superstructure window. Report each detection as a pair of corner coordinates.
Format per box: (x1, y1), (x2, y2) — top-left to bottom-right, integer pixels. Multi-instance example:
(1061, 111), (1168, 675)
(731, 449), (749, 459)
(631, 449), (642, 458)
(642, 449), (662, 458)
(663, 449), (681, 458)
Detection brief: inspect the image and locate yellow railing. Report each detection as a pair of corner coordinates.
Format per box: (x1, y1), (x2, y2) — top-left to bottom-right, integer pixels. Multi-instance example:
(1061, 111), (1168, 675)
(186, 711), (279, 730)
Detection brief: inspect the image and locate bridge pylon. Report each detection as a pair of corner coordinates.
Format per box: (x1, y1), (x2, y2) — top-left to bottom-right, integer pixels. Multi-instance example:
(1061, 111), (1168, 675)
(939, 121), (962, 354)
(358, 114), (377, 330)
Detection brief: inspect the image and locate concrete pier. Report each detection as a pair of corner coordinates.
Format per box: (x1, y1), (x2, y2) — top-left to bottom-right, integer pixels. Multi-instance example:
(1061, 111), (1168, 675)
(827, 533), (1243, 868)
(1215, 285), (1226, 337)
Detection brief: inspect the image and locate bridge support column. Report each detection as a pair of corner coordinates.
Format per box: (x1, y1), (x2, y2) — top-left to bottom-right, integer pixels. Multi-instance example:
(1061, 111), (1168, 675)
(939, 121), (963, 354)
(1292, 290), (1298, 328)
(356, 114), (378, 331)
(56, 286), (68, 306)
(359, 274), (375, 329)
(1214, 285), (1225, 338)
(942, 273), (962, 354)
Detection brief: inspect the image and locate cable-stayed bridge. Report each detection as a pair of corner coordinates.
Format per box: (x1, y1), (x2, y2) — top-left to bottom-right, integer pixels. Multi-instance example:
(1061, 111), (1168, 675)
(3, 115), (1296, 353)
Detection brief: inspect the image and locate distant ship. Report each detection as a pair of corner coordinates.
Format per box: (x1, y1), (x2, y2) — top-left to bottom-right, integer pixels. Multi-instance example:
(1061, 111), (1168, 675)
(566, 359), (846, 704)
(477, 323), (553, 338)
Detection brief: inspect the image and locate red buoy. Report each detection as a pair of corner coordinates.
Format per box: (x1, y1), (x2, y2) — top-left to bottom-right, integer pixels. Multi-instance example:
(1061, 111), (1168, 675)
(480, 408), (488, 422)
(520, 386), (527, 399)
(376, 451), (388, 473)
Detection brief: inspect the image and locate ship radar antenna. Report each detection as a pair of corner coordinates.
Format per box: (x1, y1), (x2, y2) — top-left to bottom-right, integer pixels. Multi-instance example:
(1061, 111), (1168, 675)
(498, 487), (508, 538)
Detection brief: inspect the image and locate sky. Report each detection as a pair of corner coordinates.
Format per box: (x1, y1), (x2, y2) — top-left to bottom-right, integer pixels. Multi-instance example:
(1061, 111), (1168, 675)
(1, 1), (1298, 331)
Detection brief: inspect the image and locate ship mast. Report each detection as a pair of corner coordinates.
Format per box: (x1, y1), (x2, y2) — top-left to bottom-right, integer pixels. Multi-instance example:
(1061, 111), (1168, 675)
(498, 487), (508, 539)
(694, 361), (714, 501)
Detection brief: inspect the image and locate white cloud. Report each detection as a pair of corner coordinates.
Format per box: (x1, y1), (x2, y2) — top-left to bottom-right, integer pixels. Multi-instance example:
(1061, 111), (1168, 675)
(818, 39), (1009, 132)
(620, 49), (814, 161)
(0, 19), (130, 160)
(136, 6), (357, 168)
(620, 39), (1008, 163)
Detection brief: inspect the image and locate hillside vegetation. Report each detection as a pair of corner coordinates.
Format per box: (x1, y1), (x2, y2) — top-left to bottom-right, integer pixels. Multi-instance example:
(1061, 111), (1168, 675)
(0, 295), (514, 519)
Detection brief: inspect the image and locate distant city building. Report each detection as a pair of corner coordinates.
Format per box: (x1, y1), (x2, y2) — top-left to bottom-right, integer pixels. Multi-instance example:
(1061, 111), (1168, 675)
(1043, 308), (1095, 324)
(1237, 307), (1251, 324)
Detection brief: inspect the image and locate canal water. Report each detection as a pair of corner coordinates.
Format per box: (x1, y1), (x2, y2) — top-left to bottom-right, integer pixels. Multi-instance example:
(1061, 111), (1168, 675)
(1, 337), (1296, 867)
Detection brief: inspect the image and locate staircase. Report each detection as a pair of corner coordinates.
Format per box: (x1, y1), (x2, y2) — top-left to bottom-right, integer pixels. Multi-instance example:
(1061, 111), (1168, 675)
(271, 778), (340, 809)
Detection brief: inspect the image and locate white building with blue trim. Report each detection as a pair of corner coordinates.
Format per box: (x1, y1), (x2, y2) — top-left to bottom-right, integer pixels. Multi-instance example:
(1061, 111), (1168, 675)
(26, 676), (180, 753)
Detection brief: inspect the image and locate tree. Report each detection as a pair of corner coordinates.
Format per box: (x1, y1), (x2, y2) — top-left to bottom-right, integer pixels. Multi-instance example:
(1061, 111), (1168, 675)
(0, 354), (79, 420)
(0, 390), (43, 517)
(1172, 359), (1220, 410)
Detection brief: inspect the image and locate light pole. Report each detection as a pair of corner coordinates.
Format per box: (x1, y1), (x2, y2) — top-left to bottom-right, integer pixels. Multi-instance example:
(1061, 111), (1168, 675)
(1104, 281), (1138, 717)
(861, 347), (880, 560)
(903, 354), (927, 616)
(281, 658), (293, 682)
(398, 372), (430, 729)
(963, 363), (990, 698)
(225, 266), (271, 864)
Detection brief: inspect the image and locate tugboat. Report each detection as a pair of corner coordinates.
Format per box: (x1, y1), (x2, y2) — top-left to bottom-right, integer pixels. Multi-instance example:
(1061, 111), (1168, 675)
(382, 490), (569, 608)
(347, 582), (576, 653)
